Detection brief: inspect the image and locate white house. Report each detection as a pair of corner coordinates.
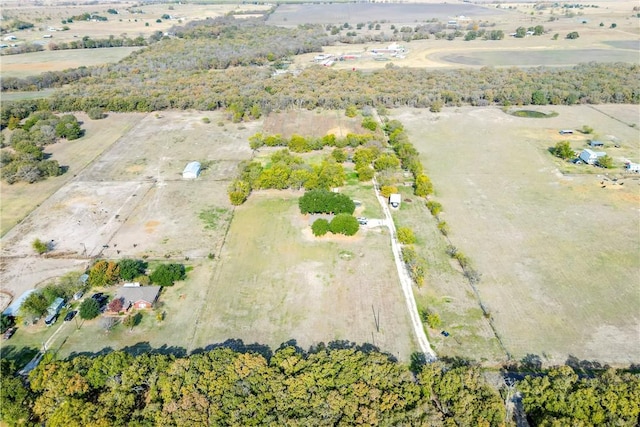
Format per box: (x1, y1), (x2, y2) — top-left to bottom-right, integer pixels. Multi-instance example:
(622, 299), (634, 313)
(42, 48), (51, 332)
(389, 193), (401, 208)
(625, 162), (640, 173)
(182, 161), (201, 179)
(579, 149), (606, 165)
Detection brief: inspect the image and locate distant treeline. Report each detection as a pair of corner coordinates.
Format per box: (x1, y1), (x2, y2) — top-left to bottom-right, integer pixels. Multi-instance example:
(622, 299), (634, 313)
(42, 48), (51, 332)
(0, 17), (638, 119)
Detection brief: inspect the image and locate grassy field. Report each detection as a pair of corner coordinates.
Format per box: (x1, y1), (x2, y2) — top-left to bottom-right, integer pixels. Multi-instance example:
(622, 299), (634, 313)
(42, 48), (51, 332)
(190, 189), (417, 360)
(0, 47), (142, 79)
(393, 105), (640, 366)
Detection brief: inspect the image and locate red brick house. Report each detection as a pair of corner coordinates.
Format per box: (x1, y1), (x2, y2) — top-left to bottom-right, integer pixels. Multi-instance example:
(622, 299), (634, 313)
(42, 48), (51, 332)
(114, 286), (161, 310)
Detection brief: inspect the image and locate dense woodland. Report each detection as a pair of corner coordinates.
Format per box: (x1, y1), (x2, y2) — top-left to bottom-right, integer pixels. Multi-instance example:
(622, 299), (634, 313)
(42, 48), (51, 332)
(1, 347), (638, 426)
(1, 16), (638, 117)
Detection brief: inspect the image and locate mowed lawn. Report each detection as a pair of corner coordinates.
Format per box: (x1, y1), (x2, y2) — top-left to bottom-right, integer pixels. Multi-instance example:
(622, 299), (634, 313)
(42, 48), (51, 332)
(394, 105), (640, 365)
(191, 191), (418, 361)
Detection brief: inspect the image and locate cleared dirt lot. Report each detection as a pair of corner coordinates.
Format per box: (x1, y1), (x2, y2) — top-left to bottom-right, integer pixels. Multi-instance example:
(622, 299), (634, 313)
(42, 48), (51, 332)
(394, 105), (640, 366)
(1, 111), (257, 300)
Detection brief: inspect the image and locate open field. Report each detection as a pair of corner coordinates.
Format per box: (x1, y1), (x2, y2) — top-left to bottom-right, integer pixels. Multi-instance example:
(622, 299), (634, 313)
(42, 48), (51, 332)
(0, 112), (144, 236)
(190, 190), (416, 360)
(393, 105), (640, 366)
(0, 47), (141, 79)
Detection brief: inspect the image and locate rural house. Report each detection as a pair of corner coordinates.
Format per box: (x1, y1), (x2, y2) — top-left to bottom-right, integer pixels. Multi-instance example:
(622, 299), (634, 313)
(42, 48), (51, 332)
(114, 286), (161, 310)
(182, 161), (201, 179)
(389, 193), (401, 208)
(579, 149), (606, 165)
(588, 140), (604, 147)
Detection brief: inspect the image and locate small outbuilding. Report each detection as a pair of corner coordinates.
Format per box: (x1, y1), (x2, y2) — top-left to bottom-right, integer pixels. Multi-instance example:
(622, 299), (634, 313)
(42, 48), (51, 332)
(389, 193), (401, 209)
(579, 149), (606, 165)
(588, 140), (604, 147)
(625, 162), (640, 173)
(182, 161), (201, 179)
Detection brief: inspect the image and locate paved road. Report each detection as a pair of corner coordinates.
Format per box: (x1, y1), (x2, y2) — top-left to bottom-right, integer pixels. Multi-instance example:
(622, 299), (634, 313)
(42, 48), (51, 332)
(372, 178), (436, 360)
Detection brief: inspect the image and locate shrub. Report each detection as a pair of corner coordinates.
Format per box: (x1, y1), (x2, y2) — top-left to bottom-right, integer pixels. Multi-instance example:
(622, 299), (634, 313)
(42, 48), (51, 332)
(87, 107), (105, 120)
(414, 174), (433, 197)
(426, 312), (442, 329)
(581, 125), (594, 134)
(331, 148), (347, 163)
(361, 117), (378, 131)
(597, 155), (613, 169)
(32, 238), (48, 255)
(329, 214), (359, 236)
(311, 218), (330, 236)
(437, 220), (450, 236)
(345, 105), (358, 117)
(397, 227), (416, 244)
(380, 185), (398, 198)
(150, 263), (185, 286)
(426, 201), (442, 216)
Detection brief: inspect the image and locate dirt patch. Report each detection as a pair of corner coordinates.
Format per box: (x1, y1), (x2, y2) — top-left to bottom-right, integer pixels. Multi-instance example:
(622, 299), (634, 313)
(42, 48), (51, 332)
(262, 110), (367, 138)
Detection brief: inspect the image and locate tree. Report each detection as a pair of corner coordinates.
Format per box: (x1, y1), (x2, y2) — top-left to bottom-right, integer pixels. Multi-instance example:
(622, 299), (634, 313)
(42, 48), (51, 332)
(0, 314), (14, 333)
(79, 298), (100, 320)
(373, 153), (400, 171)
(311, 218), (330, 236)
(515, 26), (526, 38)
(88, 260), (120, 288)
(566, 31), (580, 39)
(87, 107), (105, 120)
(123, 313), (141, 331)
(397, 227), (416, 244)
(331, 148), (347, 163)
(32, 238), (48, 255)
(228, 179), (251, 205)
(329, 214), (359, 236)
(597, 155), (613, 169)
(380, 185), (398, 198)
(108, 297), (124, 312)
(54, 115), (82, 140)
(532, 90), (548, 105)
(150, 263), (185, 286)
(552, 141), (574, 159)
(533, 25), (544, 35)
(118, 258), (147, 281)
(0, 359), (33, 425)
(20, 292), (50, 318)
(414, 174), (433, 197)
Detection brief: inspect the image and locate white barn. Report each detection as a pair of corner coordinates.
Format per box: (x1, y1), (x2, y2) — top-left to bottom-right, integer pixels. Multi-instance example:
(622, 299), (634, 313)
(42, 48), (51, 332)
(182, 161), (201, 179)
(389, 193), (401, 208)
(579, 149), (606, 165)
(625, 162), (640, 173)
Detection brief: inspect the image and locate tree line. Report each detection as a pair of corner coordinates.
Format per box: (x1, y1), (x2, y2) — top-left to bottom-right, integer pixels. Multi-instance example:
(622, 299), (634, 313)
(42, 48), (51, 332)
(0, 111), (82, 184)
(2, 344), (638, 426)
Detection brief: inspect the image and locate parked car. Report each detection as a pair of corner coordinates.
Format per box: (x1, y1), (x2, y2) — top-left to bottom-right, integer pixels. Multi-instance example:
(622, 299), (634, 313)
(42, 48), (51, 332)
(44, 313), (58, 326)
(73, 291), (84, 301)
(357, 217), (368, 225)
(2, 327), (16, 340)
(64, 310), (77, 322)
(91, 293), (108, 306)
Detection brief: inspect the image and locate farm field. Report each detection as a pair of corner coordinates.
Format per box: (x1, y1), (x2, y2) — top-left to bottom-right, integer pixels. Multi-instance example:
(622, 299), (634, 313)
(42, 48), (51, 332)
(0, 47), (142, 79)
(393, 105), (640, 366)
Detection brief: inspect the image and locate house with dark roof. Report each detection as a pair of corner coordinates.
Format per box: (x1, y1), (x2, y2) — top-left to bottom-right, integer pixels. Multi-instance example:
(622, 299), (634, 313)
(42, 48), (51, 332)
(114, 286), (161, 310)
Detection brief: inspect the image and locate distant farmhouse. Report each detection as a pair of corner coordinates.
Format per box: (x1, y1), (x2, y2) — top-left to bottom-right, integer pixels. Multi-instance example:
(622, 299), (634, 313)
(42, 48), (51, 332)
(579, 149), (606, 165)
(182, 161), (201, 179)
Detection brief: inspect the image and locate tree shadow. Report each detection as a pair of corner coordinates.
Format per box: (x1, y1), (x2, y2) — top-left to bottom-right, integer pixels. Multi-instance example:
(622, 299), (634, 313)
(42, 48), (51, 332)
(193, 338), (273, 361)
(565, 355), (607, 375)
(0, 344), (39, 368)
(521, 353), (543, 372)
